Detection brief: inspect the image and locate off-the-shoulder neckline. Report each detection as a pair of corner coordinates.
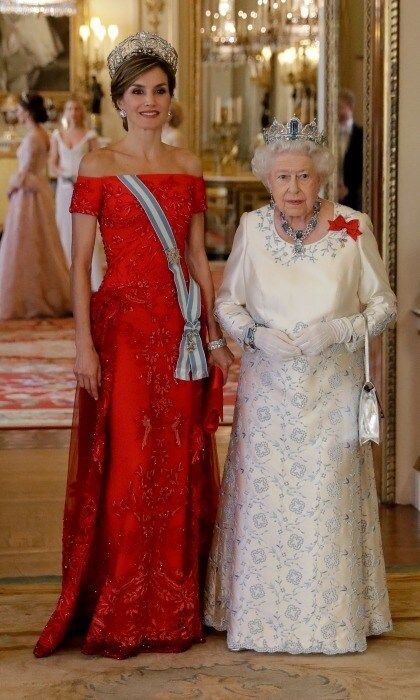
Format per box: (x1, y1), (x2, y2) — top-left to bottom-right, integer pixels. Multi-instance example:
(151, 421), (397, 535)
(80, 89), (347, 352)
(76, 173), (203, 180)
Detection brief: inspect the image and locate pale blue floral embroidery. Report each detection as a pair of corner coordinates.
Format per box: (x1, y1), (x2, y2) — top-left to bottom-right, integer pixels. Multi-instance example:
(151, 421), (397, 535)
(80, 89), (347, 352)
(251, 584), (265, 599)
(251, 549), (266, 564)
(257, 406), (271, 421)
(329, 409), (343, 424)
(322, 623), (337, 639)
(286, 569), (302, 585)
(285, 605), (301, 621)
(291, 392), (308, 408)
(290, 463), (306, 478)
(288, 534), (303, 550)
(253, 513), (268, 529)
(323, 589), (339, 604)
(255, 442), (270, 458)
(256, 205), (350, 268)
(291, 427), (306, 443)
(290, 498), (305, 514)
(248, 619), (263, 633)
(254, 477), (269, 493)
(292, 356), (309, 373)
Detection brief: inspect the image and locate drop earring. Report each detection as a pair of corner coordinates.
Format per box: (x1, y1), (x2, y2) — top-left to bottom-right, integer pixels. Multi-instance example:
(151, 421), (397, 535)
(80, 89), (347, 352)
(270, 192), (275, 208)
(119, 108), (127, 119)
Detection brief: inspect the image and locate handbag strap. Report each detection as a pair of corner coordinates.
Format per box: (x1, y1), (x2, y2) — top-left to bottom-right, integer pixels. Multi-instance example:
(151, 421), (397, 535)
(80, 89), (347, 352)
(118, 175), (208, 381)
(364, 316), (370, 385)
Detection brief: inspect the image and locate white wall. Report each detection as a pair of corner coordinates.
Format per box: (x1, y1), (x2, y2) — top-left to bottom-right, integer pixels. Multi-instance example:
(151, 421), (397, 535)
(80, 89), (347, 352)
(396, 0), (420, 504)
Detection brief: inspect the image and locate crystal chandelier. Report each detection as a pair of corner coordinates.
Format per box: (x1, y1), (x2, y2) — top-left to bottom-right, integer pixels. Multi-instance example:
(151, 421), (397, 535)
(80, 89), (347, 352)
(0, 0), (76, 15)
(201, 0), (319, 65)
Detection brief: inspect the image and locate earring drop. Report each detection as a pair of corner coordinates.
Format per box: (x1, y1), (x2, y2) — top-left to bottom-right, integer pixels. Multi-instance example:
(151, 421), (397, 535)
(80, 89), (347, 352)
(119, 109), (127, 118)
(270, 193), (275, 208)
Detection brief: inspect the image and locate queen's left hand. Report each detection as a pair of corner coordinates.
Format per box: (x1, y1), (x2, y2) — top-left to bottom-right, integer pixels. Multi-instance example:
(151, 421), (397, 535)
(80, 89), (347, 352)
(295, 318), (352, 355)
(209, 345), (234, 384)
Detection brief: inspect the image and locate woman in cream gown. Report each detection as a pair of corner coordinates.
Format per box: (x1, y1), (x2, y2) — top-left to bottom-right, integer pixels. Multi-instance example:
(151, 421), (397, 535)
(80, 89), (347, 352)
(0, 92), (71, 319)
(205, 118), (396, 655)
(51, 98), (104, 291)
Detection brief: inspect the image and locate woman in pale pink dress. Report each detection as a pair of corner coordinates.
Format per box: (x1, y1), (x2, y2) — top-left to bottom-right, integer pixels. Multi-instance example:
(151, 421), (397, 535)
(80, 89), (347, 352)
(0, 92), (71, 319)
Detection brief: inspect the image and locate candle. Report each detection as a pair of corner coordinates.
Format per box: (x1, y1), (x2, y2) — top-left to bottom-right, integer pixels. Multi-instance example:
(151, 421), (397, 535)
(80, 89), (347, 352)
(235, 96), (242, 123)
(215, 96), (222, 124)
(226, 97), (233, 124)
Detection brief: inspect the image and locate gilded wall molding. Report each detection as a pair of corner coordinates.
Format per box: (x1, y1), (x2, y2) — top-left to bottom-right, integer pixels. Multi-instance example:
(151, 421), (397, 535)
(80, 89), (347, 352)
(380, 0), (399, 503)
(324, 0), (340, 201)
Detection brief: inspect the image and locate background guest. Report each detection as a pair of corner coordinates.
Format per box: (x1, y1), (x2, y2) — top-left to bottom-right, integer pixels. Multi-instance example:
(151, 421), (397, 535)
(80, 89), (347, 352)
(0, 92), (71, 319)
(161, 98), (186, 148)
(338, 88), (363, 211)
(50, 97), (105, 291)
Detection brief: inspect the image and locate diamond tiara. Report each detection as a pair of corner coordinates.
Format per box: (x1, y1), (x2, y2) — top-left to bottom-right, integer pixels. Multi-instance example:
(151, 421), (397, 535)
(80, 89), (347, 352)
(263, 117), (327, 147)
(107, 32), (178, 79)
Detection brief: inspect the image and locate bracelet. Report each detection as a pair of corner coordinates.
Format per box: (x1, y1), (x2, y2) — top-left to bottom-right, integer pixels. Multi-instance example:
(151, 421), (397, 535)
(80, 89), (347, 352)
(207, 337), (227, 351)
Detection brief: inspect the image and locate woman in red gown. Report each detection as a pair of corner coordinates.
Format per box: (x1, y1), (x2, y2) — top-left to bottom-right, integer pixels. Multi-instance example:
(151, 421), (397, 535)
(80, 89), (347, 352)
(34, 33), (232, 659)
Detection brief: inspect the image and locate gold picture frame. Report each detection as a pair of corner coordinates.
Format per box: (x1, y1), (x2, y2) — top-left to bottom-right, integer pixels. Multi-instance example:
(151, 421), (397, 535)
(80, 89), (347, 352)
(0, 0), (86, 108)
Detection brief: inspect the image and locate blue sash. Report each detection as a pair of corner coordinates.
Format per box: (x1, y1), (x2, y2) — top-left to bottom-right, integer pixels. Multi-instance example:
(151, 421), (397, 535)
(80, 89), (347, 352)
(118, 175), (208, 381)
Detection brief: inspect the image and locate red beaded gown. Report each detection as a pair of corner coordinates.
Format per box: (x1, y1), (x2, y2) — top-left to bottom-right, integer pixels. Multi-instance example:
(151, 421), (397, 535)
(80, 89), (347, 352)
(34, 174), (220, 659)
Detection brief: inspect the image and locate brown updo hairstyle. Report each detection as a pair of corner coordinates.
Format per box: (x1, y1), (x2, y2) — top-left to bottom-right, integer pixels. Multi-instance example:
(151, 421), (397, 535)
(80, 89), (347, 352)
(110, 54), (176, 132)
(19, 91), (48, 124)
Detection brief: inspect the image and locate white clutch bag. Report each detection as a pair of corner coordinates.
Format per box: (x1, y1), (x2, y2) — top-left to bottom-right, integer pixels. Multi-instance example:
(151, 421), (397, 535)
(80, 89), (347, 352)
(358, 321), (380, 445)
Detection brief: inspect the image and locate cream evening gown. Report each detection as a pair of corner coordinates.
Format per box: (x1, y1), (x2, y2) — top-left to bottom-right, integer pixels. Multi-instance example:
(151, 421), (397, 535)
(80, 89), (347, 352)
(0, 130), (71, 319)
(205, 202), (396, 654)
(52, 129), (105, 291)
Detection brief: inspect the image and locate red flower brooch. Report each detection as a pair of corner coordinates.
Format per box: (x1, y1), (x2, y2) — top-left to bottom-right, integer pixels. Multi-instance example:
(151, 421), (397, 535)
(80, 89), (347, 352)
(328, 215), (362, 241)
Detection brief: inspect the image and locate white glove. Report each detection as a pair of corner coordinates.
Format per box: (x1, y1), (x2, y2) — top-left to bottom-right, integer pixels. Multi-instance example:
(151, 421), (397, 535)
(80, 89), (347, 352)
(254, 327), (302, 361)
(294, 318), (353, 356)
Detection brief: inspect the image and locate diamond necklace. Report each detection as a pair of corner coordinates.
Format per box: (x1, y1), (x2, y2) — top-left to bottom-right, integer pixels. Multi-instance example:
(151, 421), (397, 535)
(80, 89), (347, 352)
(276, 198), (321, 254)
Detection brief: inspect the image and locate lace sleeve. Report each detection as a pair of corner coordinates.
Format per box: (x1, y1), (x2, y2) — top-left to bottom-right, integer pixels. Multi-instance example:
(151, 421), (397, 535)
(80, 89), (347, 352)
(191, 177), (207, 214)
(70, 176), (103, 217)
(214, 213), (255, 346)
(345, 213), (397, 352)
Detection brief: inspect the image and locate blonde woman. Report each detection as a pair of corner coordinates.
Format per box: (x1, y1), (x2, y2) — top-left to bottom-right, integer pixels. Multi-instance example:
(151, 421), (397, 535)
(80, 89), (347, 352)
(50, 98), (104, 290)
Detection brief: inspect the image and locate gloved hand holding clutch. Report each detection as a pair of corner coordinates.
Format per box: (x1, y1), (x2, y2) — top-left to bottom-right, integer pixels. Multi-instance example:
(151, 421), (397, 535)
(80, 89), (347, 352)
(255, 327), (302, 361)
(294, 318), (353, 356)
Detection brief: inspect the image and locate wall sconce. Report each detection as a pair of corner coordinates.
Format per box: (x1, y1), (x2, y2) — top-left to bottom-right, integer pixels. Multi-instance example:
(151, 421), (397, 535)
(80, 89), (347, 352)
(79, 17), (119, 82)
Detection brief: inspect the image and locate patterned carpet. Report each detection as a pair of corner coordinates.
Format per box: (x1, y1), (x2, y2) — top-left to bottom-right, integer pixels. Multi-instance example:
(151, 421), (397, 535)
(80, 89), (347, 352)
(2, 579), (420, 699)
(0, 319), (75, 428)
(0, 265), (240, 428)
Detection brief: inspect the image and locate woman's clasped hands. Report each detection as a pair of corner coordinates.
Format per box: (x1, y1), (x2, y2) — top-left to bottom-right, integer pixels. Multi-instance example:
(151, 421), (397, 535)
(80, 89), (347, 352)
(294, 318), (352, 355)
(254, 317), (352, 360)
(254, 327), (301, 361)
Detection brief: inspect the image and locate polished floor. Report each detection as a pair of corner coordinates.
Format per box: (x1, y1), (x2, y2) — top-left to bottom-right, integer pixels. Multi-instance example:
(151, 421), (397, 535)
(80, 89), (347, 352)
(1, 426), (420, 698)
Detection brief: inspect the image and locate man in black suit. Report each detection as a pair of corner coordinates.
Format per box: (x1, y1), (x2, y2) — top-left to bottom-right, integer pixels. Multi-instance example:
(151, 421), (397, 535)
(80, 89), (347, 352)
(338, 89), (363, 211)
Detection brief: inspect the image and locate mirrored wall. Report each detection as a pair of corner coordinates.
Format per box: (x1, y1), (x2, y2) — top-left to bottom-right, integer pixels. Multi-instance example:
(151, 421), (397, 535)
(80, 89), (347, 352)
(200, 0), (320, 175)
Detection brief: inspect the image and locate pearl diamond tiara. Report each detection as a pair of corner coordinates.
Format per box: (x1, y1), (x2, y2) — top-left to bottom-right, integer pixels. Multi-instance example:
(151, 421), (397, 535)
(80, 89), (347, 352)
(263, 117), (327, 147)
(107, 32), (178, 79)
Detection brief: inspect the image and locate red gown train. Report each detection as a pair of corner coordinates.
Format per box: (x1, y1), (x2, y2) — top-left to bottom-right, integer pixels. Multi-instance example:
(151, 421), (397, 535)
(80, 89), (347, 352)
(34, 174), (219, 659)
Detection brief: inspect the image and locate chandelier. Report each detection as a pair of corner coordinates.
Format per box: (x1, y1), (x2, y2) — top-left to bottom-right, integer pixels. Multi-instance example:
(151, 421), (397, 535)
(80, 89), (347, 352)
(0, 0), (76, 15)
(201, 0), (319, 65)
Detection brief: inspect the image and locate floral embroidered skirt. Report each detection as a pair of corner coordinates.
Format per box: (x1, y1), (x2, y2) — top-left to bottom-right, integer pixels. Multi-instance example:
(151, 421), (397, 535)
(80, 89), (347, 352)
(205, 344), (392, 654)
(34, 288), (219, 659)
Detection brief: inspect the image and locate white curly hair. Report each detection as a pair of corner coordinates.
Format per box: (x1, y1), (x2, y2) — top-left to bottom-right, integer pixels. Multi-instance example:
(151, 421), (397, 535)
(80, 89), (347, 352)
(251, 139), (335, 190)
